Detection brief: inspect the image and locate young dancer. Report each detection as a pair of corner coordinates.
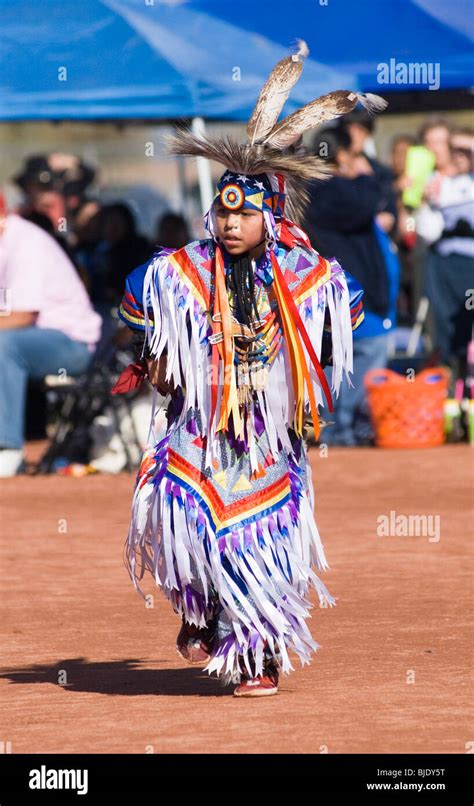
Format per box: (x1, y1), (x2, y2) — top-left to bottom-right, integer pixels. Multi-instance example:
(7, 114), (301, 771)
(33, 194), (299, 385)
(116, 41), (384, 696)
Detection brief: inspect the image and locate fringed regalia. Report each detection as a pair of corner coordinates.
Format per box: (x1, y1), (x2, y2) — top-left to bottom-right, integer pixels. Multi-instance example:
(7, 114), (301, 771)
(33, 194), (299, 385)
(118, 39), (384, 685)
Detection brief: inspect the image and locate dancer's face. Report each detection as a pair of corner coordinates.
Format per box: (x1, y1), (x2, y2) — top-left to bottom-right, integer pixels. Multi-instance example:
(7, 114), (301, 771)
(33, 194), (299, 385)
(215, 203), (265, 256)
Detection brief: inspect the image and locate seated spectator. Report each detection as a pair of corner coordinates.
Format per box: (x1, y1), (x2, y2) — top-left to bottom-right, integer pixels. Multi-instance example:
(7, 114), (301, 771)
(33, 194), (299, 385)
(155, 211), (190, 250)
(21, 208), (77, 264)
(101, 203), (154, 305)
(0, 205), (102, 477)
(70, 199), (109, 306)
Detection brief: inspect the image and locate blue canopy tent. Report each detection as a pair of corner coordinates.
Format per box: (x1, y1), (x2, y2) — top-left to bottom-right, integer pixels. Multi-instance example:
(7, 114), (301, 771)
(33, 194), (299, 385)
(1, 0), (473, 122)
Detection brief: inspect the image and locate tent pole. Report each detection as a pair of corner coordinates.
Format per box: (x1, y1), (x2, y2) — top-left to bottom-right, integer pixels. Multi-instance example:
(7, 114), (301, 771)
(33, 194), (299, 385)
(176, 154), (189, 218)
(191, 117), (214, 214)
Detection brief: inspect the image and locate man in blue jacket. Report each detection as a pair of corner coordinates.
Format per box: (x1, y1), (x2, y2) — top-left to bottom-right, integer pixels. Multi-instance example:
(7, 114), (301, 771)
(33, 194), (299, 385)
(305, 127), (400, 445)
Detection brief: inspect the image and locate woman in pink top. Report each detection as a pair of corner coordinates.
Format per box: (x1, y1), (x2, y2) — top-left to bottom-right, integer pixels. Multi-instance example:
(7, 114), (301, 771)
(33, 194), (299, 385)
(0, 209), (102, 476)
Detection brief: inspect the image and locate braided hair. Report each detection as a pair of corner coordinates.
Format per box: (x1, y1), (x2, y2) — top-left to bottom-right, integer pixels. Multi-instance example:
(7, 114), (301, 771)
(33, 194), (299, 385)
(226, 251), (261, 327)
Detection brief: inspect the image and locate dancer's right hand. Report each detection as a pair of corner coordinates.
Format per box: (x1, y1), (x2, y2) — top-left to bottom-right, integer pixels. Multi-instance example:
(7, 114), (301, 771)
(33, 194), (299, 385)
(146, 356), (175, 396)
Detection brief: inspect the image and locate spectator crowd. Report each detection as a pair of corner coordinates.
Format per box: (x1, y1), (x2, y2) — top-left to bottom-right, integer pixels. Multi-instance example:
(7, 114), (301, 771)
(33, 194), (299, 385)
(0, 112), (472, 474)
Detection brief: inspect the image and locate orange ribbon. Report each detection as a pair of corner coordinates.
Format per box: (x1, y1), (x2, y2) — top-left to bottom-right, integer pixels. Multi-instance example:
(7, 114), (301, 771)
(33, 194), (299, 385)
(210, 245), (242, 437)
(209, 245), (332, 442)
(270, 252), (333, 439)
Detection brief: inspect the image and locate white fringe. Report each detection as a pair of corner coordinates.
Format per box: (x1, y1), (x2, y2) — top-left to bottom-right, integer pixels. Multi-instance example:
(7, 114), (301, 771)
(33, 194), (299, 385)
(125, 248), (356, 682)
(299, 259), (355, 409)
(125, 455), (337, 683)
(141, 251), (354, 465)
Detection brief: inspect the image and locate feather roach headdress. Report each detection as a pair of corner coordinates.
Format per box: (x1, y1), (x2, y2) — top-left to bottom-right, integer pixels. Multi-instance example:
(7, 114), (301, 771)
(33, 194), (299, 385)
(163, 41), (387, 442)
(166, 39), (387, 237)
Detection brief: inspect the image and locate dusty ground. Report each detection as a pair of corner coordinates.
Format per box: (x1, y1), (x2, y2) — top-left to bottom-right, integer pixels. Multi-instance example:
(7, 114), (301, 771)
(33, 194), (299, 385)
(0, 444), (472, 754)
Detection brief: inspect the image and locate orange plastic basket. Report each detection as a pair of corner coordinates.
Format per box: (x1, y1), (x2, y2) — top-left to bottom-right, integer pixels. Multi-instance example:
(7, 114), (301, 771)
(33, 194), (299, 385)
(364, 367), (450, 448)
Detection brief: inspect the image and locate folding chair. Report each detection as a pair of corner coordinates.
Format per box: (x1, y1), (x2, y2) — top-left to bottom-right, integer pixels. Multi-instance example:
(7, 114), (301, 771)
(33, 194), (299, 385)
(34, 324), (142, 474)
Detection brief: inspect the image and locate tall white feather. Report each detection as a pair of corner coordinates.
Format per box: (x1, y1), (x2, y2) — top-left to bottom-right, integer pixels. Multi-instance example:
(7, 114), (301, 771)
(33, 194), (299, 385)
(263, 90), (387, 149)
(247, 39), (309, 146)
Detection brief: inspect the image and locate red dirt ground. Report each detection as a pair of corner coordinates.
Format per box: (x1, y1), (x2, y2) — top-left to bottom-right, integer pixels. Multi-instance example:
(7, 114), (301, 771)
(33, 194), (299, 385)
(1, 444), (472, 754)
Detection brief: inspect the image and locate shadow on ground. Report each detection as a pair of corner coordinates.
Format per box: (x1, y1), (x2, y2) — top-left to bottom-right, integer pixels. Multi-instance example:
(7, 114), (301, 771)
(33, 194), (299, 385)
(0, 658), (233, 697)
